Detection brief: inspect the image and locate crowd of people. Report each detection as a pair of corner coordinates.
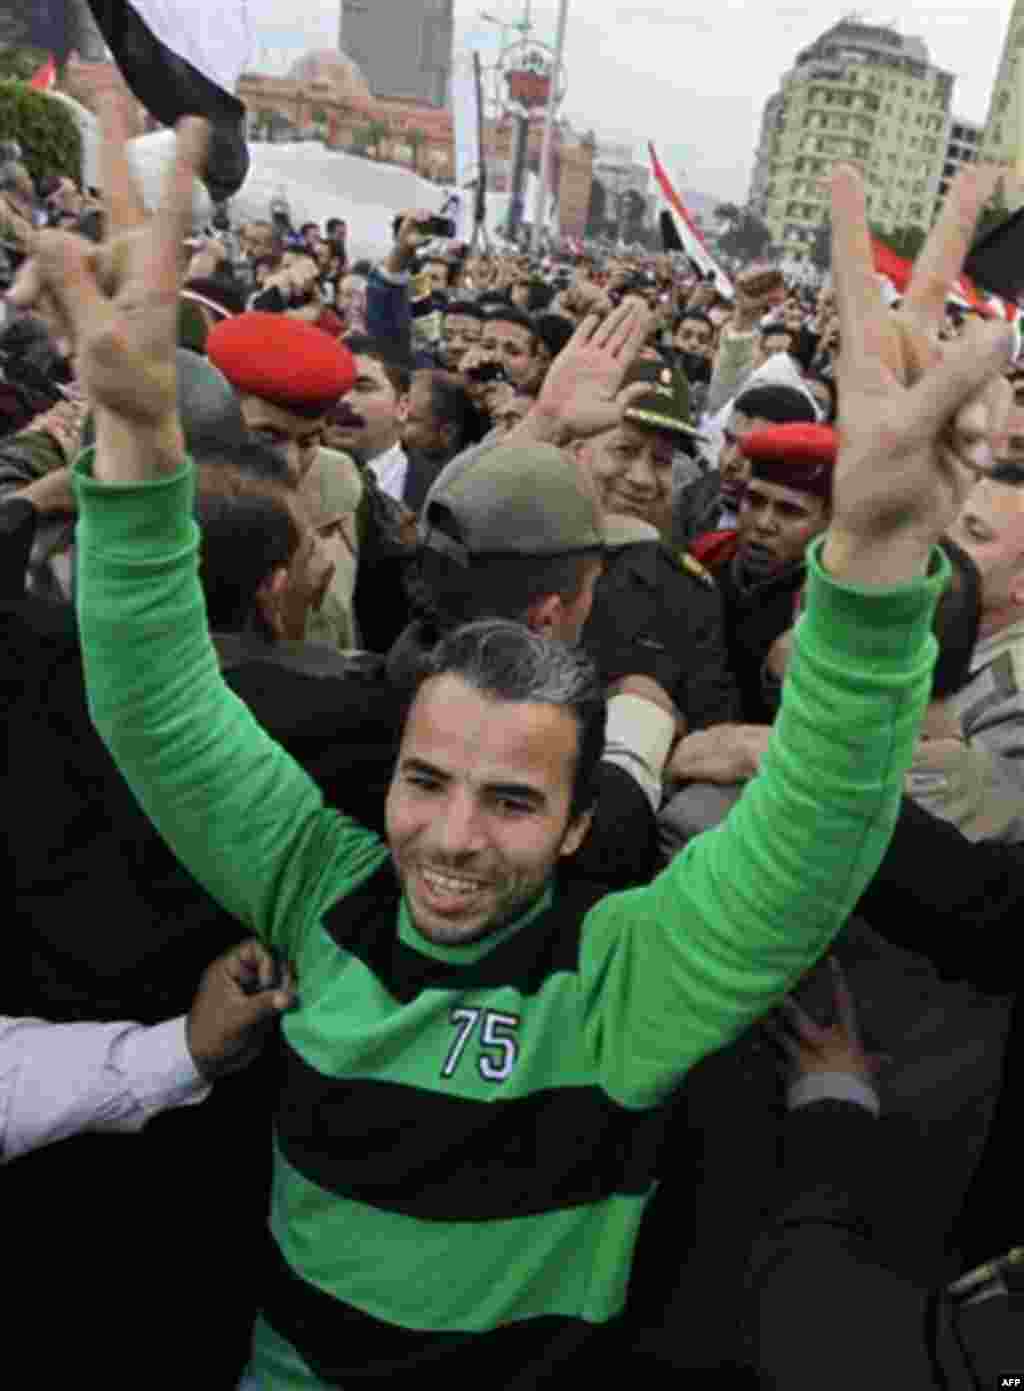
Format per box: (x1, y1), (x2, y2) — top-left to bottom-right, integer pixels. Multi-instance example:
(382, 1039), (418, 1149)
(3, 75), (1024, 1390)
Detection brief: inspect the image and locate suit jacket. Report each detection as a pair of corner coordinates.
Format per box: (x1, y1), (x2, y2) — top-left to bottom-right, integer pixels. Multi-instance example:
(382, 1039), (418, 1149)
(402, 447), (445, 514)
(857, 798), (1022, 1271)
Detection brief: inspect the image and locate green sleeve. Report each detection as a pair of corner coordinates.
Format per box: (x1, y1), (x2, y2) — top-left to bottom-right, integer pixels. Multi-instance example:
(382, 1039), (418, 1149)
(579, 538), (948, 1109)
(73, 456), (388, 954)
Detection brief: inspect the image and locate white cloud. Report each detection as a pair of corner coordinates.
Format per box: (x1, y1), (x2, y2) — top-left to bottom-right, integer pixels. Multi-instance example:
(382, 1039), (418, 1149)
(244, 0), (1017, 202)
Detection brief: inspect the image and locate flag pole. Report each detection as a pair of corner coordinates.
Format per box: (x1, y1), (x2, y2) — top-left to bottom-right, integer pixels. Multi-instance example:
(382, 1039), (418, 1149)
(530, 0), (568, 254)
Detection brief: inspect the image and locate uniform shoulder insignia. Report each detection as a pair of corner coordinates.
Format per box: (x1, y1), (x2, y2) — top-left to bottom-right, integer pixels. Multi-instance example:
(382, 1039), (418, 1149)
(676, 550), (715, 588)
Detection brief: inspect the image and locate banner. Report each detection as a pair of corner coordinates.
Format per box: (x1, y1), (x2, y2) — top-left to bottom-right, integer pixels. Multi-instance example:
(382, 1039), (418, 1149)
(648, 141), (732, 299)
(86, 0), (253, 202)
(13, 2), (252, 202)
(451, 50), (482, 241)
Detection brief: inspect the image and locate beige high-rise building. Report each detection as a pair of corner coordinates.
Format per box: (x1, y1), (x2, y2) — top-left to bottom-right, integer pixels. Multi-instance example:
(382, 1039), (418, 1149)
(749, 20), (953, 261)
(934, 117), (982, 219)
(981, 0), (1024, 200)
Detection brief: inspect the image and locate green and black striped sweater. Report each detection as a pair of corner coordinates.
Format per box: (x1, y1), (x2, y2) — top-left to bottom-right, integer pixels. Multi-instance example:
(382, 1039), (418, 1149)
(75, 458), (945, 1388)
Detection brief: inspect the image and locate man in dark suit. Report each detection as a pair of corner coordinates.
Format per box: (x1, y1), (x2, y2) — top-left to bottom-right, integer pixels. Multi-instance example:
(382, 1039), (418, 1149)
(749, 957), (1022, 1390)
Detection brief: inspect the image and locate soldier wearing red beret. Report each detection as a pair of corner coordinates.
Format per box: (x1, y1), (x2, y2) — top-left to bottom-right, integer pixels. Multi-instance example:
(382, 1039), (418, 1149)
(690, 423), (836, 721)
(207, 313), (356, 487)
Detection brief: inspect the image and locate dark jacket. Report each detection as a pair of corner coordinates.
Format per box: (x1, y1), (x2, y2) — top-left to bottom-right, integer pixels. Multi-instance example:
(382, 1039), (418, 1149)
(672, 470), (726, 550)
(857, 798), (1023, 1272)
(402, 446), (445, 514)
(715, 550), (805, 723)
(749, 1098), (1022, 1389)
(1, 499), (407, 1386)
(584, 537), (742, 732)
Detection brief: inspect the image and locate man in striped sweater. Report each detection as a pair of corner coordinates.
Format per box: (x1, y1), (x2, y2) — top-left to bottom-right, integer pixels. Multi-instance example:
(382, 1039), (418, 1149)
(13, 106), (1013, 1387)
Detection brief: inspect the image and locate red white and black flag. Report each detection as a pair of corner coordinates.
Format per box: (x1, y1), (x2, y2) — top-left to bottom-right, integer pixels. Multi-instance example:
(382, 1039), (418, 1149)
(18, 0), (253, 202)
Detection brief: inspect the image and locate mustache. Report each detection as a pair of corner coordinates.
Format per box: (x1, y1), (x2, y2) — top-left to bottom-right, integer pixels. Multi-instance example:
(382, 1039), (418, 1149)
(328, 407), (365, 429)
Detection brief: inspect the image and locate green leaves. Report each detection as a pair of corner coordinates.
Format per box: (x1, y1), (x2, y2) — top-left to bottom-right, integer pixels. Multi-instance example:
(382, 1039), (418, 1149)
(0, 79), (82, 186)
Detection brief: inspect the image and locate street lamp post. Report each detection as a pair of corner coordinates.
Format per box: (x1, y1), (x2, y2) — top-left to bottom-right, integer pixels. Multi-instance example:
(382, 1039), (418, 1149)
(530, 0), (569, 253)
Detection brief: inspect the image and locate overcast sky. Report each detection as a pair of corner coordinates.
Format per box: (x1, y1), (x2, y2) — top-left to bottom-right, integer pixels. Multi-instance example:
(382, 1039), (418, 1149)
(248, 0), (1018, 202)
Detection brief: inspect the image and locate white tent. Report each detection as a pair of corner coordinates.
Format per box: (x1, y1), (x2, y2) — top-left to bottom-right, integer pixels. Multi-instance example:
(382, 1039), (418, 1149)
(48, 92), (548, 259)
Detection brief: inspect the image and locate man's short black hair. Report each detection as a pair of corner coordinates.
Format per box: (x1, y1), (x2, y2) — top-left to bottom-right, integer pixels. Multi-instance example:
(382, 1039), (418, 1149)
(732, 383), (817, 426)
(412, 618), (607, 823)
(192, 448), (301, 635)
(343, 333), (412, 398)
(480, 304), (538, 350)
(443, 300), (483, 321)
(675, 310), (714, 333)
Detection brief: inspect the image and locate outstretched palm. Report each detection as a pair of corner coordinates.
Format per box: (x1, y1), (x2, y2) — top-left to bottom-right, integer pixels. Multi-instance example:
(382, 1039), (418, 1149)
(535, 300), (651, 441)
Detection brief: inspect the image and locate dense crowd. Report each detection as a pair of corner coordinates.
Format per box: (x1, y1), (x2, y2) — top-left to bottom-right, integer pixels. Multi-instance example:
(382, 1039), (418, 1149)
(3, 83), (1024, 1390)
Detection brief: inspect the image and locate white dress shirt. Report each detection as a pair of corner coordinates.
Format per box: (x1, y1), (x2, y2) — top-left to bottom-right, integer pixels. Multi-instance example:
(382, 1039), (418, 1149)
(367, 441), (409, 504)
(0, 1015), (209, 1163)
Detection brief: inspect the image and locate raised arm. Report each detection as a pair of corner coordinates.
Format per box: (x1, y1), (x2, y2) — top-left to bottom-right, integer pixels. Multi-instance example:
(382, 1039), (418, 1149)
(578, 163), (1016, 1105)
(12, 113), (387, 949)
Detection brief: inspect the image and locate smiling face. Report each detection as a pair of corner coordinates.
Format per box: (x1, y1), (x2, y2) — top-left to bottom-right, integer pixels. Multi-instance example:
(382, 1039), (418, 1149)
(573, 421), (675, 531)
(386, 675), (590, 945)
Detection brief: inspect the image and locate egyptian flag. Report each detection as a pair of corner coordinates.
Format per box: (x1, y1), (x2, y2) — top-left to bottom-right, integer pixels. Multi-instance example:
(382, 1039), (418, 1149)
(20, 2), (252, 202)
(649, 142), (733, 299)
(870, 234), (997, 319)
(86, 0), (253, 202)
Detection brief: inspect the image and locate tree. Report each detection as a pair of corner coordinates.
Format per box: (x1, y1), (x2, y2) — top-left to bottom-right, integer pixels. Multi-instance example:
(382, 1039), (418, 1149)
(808, 214), (831, 275)
(0, 80), (82, 185)
(872, 223), (926, 263)
(715, 204), (774, 263)
(0, 45), (47, 84)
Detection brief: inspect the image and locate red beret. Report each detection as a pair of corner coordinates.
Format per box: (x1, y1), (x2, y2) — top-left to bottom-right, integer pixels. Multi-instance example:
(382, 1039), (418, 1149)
(207, 312), (356, 418)
(740, 423), (837, 502)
